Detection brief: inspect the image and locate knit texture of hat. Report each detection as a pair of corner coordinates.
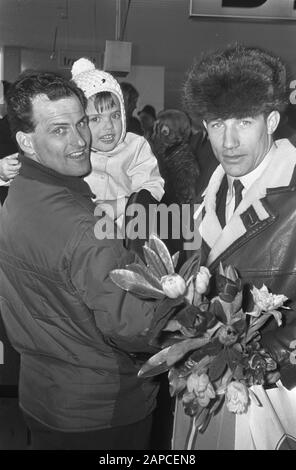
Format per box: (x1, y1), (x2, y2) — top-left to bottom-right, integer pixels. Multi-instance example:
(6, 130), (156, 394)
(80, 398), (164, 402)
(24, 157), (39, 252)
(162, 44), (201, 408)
(71, 58), (126, 143)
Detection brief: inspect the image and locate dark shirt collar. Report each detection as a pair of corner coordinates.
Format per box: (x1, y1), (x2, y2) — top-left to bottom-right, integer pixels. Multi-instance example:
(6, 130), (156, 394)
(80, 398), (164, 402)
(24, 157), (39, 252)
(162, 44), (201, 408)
(19, 154), (94, 198)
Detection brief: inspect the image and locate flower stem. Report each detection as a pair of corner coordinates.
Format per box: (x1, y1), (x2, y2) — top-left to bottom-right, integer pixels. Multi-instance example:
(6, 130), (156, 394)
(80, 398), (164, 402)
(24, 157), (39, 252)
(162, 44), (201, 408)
(186, 416), (197, 450)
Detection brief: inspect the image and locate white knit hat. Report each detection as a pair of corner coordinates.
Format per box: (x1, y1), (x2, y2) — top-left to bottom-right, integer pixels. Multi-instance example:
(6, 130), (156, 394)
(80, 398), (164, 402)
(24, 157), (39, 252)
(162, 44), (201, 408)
(71, 58), (126, 143)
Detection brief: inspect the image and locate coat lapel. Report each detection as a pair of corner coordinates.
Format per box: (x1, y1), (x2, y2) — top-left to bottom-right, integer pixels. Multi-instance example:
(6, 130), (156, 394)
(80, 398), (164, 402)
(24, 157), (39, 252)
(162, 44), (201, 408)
(200, 139), (296, 268)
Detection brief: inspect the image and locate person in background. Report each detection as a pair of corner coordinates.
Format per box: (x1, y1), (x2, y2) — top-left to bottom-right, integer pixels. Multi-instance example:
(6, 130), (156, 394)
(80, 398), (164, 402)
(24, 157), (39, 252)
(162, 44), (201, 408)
(149, 108), (200, 258)
(0, 69), (174, 450)
(151, 108), (200, 206)
(120, 81), (143, 135)
(71, 58), (164, 228)
(181, 43), (296, 450)
(189, 125), (218, 200)
(138, 104), (156, 142)
(274, 102), (296, 146)
(0, 80), (19, 204)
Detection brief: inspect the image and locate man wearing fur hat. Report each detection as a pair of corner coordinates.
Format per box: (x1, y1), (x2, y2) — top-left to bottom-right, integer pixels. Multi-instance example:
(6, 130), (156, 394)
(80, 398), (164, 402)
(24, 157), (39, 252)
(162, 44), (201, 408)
(174, 44), (296, 450)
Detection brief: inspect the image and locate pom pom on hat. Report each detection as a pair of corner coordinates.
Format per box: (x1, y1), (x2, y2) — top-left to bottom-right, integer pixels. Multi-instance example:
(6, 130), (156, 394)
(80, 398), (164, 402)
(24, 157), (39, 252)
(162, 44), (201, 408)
(71, 57), (123, 100)
(71, 58), (95, 78)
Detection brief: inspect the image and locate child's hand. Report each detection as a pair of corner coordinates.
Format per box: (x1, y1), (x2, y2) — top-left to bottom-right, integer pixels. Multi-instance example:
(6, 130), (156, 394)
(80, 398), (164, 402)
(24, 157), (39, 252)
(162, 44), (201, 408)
(0, 153), (21, 181)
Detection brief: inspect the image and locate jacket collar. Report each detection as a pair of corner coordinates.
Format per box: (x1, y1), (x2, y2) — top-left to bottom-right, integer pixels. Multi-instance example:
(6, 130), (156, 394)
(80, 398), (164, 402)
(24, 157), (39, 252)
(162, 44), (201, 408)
(199, 139), (296, 267)
(19, 154), (95, 198)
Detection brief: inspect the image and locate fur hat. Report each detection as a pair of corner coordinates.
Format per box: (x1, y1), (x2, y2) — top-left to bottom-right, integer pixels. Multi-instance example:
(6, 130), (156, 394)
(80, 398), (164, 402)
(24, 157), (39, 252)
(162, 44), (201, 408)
(71, 58), (126, 142)
(183, 44), (288, 121)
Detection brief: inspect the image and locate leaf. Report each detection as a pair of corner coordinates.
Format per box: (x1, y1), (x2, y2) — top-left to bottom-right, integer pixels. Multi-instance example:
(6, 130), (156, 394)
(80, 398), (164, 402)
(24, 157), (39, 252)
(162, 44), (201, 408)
(178, 250), (201, 282)
(190, 338), (223, 363)
(233, 364), (244, 381)
(110, 269), (164, 299)
(230, 315), (247, 335)
(225, 347), (244, 372)
(166, 336), (211, 367)
(175, 305), (207, 330)
(210, 298), (228, 324)
(245, 314), (271, 344)
(193, 355), (212, 374)
(138, 346), (172, 378)
(168, 368), (187, 396)
(172, 251), (180, 269)
(196, 408), (211, 433)
(125, 263), (163, 290)
(148, 234), (175, 275)
(143, 245), (167, 278)
(208, 351), (227, 382)
(209, 395), (225, 415)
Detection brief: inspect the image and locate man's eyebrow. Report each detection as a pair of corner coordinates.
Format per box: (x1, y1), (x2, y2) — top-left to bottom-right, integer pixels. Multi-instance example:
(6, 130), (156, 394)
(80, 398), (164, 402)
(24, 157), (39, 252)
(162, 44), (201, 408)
(48, 121), (69, 127)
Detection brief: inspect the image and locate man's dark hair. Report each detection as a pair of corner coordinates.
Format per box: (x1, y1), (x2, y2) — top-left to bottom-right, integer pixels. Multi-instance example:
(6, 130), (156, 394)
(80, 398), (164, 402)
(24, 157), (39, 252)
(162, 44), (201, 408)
(183, 44), (289, 122)
(7, 70), (87, 136)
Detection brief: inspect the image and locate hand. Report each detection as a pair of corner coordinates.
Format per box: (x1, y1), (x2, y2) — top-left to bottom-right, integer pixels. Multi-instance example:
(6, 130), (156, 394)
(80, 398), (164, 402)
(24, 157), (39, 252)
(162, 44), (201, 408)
(0, 153), (21, 181)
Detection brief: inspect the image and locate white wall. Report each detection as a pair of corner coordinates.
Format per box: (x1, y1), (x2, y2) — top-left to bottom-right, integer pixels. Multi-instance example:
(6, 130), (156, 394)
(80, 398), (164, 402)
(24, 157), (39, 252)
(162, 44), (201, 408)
(119, 65), (165, 115)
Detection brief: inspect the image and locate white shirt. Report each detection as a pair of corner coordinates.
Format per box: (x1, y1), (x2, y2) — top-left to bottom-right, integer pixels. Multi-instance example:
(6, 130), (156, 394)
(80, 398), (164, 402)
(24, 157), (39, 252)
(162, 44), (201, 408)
(225, 143), (276, 223)
(84, 132), (164, 203)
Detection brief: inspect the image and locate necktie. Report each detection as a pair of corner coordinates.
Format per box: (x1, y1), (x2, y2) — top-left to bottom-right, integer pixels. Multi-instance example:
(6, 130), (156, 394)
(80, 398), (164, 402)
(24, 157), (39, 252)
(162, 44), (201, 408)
(233, 179), (244, 211)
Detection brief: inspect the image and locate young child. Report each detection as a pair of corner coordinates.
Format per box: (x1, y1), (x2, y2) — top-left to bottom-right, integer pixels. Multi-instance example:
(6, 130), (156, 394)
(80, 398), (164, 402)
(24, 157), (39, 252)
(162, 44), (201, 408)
(71, 58), (164, 224)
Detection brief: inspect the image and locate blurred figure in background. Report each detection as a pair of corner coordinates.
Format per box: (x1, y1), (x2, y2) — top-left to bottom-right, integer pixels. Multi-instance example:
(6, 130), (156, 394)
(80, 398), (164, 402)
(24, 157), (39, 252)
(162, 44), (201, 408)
(151, 108), (200, 205)
(150, 109), (200, 257)
(138, 104), (156, 142)
(190, 125), (219, 200)
(120, 82), (143, 135)
(274, 102), (296, 146)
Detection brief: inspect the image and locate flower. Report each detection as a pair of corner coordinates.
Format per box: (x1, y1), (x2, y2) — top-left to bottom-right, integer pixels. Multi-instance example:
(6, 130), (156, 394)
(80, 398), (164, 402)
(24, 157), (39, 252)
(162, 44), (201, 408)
(186, 372), (216, 407)
(251, 284), (287, 311)
(225, 381), (249, 414)
(161, 273), (186, 299)
(195, 267), (211, 295)
(217, 325), (238, 346)
(109, 233), (193, 302)
(248, 284), (288, 326)
(216, 263), (241, 303)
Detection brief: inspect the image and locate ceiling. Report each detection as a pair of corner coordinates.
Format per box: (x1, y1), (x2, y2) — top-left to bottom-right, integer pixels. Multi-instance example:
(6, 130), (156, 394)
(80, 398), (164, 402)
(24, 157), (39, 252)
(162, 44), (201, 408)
(1, 0), (296, 109)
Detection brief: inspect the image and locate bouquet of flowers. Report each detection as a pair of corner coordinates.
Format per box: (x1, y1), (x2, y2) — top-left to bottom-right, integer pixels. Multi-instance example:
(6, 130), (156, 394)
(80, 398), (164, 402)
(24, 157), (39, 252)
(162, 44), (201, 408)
(110, 234), (288, 439)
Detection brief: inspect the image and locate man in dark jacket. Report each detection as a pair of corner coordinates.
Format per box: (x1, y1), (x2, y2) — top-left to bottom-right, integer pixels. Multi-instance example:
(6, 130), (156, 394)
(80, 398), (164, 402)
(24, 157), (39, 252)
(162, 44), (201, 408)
(174, 44), (296, 449)
(0, 70), (171, 450)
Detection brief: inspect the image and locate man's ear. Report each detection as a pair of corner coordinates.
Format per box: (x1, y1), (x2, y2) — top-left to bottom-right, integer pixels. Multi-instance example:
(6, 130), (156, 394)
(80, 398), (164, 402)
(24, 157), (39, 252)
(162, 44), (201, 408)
(202, 120), (208, 131)
(266, 110), (280, 135)
(16, 131), (35, 156)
